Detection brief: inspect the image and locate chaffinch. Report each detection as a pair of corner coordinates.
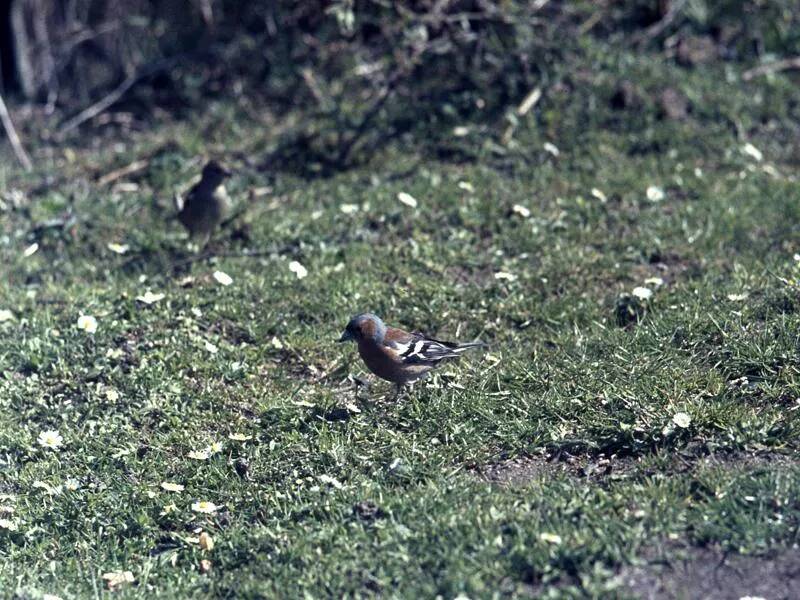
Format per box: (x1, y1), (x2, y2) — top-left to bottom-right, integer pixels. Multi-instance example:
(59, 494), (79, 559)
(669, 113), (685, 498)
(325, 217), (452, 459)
(176, 160), (232, 246)
(337, 312), (485, 391)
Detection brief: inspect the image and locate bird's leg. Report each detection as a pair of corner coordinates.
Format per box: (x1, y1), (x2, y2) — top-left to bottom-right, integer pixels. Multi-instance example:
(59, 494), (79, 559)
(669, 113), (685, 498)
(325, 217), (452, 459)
(393, 383), (405, 400)
(186, 234), (200, 253)
(353, 375), (370, 402)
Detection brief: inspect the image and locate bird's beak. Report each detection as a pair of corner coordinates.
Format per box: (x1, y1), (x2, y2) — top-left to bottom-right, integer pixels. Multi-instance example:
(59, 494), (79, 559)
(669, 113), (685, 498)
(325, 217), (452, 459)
(337, 330), (354, 343)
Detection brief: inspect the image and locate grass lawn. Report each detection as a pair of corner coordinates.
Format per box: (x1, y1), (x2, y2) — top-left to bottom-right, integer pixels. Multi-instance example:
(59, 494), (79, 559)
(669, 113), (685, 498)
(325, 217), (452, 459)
(2, 38), (800, 598)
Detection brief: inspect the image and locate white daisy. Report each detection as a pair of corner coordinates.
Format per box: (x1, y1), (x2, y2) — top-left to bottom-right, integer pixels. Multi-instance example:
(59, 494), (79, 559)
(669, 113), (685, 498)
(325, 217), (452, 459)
(76, 315), (98, 334)
(188, 449), (212, 460)
(289, 261), (308, 279)
(107, 243), (129, 255)
(672, 412), (691, 428)
(457, 181), (474, 192)
(397, 192), (418, 208)
(742, 143), (763, 162)
(540, 532), (562, 544)
(646, 186), (665, 202)
(213, 271), (233, 286)
(136, 291), (165, 305)
(160, 482), (185, 493)
(0, 518), (18, 531)
(191, 501), (219, 514)
(543, 142), (560, 157)
(494, 272), (517, 282)
(512, 205), (531, 218)
(591, 188), (607, 202)
(37, 430), (63, 450)
(318, 474), (343, 489)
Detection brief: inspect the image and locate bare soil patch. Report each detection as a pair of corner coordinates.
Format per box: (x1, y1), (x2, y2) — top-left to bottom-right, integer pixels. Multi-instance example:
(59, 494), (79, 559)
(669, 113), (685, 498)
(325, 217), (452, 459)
(478, 448), (798, 487)
(478, 453), (638, 486)
(479, 456), (561, 486)
(621, 545), (800, 600)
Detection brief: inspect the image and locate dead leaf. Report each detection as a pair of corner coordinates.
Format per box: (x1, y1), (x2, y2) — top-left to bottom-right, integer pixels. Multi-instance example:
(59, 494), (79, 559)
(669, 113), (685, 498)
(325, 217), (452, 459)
(199, 531), (214, 551)
(102, 570), (135, 590)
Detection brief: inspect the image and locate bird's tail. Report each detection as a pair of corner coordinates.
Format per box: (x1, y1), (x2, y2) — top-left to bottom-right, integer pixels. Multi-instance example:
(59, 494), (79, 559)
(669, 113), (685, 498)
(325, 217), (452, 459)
(453, 341), (487, 353)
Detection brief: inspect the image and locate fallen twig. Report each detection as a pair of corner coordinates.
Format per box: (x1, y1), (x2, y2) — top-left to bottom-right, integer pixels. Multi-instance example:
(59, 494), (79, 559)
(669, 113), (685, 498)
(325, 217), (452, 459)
(97, 159), (150, 186)
(0, 93), (33, 171)
(516, 87), (542, 116)
(300, 68), (327, 107)
(502, 86), (544, 145)
(57, 55), (184, 137)
(335, 39), (430, 166)
(578, 9), (604, 35)
(335, 84), (393, 165)
(634, 0), (688, 46)
(742, 57), (800, 81)
(57, 74), (138, 137)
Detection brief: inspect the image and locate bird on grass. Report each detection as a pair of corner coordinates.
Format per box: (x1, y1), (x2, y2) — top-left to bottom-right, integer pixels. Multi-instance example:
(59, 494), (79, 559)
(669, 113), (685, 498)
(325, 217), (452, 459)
(337, 313), (485, 395)
(175, 160), (232, 247)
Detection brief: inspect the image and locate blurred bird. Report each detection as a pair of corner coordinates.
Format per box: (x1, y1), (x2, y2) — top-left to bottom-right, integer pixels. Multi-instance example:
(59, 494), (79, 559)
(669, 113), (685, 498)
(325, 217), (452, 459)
(337, 313), (485, 394)
(175, 160), (232, 246)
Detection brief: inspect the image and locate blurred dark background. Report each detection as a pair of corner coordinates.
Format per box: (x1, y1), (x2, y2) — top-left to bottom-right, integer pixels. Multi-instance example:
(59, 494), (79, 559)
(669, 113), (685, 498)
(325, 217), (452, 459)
(0, 1), (798, 170)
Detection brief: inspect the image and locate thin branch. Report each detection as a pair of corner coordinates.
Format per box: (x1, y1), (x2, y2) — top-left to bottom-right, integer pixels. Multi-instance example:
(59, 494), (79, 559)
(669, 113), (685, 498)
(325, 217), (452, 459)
(634, 0), (688, 46)
(97, 159), (149, 186)
(742, 57), (800, 81)
(335, 39), (430, 166)
(335, 84), (394, 165)
(516, 87), (542, 116)
(300, 68), (328, 107)
(57, 55), (184, 137)
(53, 21), (128, 72)
(0, 93), (33, 171)
(57, 74), (137, 136)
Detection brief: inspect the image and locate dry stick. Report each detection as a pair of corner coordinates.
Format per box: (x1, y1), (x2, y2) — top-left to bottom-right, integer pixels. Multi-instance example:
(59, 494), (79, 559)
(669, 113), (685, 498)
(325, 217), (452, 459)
(742, 57), (800, 81)
(502, 87), (543, 145)
(97, 159), (150, 186)
(300, 68), (327, 107)
(57, 55), (183, 137)
(335, 84), (393, 165)
(335, 44), (427, 166)
(0, 93), (33, 171)
(57, 74), (137, 137)
(578, 9), (604, 35)
(634, 0), (688, 46)
(52, 21), (127, 72)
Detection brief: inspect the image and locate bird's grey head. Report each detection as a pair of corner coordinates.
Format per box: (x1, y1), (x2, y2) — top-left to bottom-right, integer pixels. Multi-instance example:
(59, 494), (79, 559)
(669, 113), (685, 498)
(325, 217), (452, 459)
(201, 160), (232, 184)
(338, 313), (386, 343)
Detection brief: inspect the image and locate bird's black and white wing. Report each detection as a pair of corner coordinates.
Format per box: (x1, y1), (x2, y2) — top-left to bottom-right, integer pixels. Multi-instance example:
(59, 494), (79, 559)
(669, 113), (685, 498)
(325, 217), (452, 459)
(384, 327), (482, 367)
